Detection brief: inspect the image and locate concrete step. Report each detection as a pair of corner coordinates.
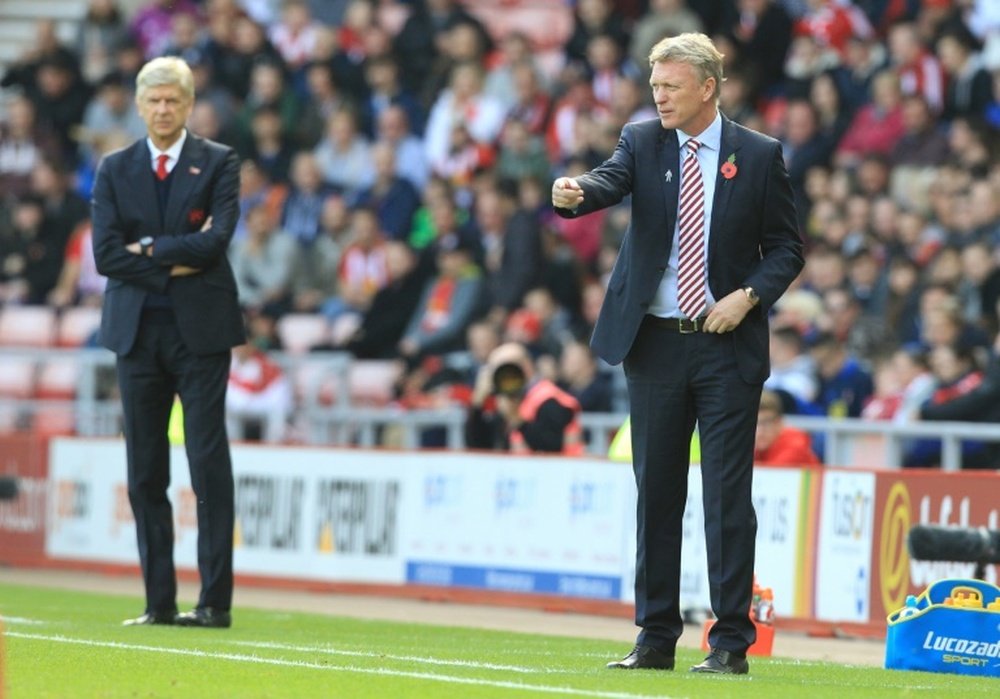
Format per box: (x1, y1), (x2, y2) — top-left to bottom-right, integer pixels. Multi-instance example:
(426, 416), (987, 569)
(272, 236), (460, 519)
(1, 0), (87, 21)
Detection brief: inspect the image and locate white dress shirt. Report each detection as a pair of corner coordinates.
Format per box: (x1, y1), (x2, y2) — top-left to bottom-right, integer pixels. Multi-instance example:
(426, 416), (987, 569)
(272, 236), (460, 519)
(146, 129), (188, 177)
(649, 111), (722, 318)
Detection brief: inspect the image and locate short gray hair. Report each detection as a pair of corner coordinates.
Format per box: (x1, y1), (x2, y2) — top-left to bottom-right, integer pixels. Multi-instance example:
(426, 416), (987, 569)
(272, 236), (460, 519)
(136, 57), (195, 101)
(648, 32), (724, 100)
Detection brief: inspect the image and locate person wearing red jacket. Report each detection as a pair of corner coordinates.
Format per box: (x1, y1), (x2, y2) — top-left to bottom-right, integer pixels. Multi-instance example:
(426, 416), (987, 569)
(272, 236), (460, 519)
(754, 390), (820, 466)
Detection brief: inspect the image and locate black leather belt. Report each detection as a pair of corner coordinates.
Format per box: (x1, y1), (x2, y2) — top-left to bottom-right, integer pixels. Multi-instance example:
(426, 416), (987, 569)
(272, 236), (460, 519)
(646, 315), (707, 334)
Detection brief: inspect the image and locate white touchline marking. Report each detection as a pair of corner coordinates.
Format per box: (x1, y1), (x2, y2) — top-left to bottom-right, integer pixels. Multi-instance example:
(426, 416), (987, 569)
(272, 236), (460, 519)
(0, 616), (46, 625)
(6, 632), (673, 699)
(223, 639), (549, 674)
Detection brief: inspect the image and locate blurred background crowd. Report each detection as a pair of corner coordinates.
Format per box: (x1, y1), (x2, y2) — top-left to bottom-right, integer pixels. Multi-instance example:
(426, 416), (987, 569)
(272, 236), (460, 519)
(1, 0), (999, 464)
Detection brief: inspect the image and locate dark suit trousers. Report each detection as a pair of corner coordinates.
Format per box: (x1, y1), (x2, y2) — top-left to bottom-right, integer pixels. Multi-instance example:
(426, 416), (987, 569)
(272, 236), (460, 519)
(116, 310), (235, 613)
(624, 317), (761, 654)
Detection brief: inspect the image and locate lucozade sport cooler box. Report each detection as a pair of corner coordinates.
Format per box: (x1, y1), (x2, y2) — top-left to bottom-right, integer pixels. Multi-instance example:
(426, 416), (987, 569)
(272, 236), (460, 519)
(885, 578), (1000, 677)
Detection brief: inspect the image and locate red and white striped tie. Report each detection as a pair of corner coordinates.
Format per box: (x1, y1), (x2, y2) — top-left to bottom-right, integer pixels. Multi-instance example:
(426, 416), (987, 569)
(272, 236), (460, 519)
(677, 138), (706, 320)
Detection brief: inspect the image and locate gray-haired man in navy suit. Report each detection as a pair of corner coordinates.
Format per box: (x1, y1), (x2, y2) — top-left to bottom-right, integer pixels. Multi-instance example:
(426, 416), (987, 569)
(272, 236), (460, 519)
(93, 56), (244, 629)
(553, 33), (804, 674)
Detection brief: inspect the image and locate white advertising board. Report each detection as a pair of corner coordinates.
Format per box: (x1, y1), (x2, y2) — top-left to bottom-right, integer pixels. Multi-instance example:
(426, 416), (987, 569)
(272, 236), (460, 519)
(815, 469), (877, 622)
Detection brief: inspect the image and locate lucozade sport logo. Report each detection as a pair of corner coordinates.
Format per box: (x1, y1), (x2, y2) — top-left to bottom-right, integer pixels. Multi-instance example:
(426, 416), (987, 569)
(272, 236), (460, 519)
(880, 481), (911, 613)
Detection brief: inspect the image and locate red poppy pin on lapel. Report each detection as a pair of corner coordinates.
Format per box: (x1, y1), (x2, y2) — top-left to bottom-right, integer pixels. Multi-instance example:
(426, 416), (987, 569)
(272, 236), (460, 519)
(721, 154), (737, 180)
(189, 209), (206, 225)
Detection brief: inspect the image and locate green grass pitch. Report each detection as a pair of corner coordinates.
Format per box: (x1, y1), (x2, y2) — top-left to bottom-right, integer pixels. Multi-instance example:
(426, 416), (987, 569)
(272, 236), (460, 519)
(1, 583), (996, 698)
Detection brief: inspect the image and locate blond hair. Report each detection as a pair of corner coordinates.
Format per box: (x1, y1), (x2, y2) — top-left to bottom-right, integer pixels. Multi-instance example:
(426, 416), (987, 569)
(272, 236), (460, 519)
(648, 32), (724, 100)
(136, 56), (195, 101)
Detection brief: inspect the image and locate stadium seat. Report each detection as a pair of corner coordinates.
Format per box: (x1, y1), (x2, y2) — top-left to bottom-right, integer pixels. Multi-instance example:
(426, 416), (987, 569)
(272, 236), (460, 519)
(0, 357), (36, 399)
(0, 306), (58, 347)
(276, 313), (331, 354)
(35, 357), (81, 400)
(56, 306), (102, 347)
(348, 360), (402, 406)
(32, 404), (76, 436)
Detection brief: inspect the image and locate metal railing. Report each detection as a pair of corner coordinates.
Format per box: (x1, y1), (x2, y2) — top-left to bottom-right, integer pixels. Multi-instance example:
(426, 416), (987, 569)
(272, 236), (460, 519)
(2, 347), (999, 470)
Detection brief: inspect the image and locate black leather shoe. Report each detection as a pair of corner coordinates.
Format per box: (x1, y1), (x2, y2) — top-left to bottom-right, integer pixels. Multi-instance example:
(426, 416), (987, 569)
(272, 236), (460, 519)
(689, 648), (749, 674)
(123, 611), (176, 626)
(607, 645), (675, 670)
(174, 607), (232, 628)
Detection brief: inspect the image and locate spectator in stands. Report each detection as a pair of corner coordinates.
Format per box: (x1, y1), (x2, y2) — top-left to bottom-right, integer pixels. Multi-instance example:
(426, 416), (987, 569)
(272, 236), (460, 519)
(937, 29), (993, 121)
(586, 34), (635, 110)
(630, 0), (703, 74)
(375, 105), (429, 191)
(31, 158), (90, 251)
(268, 0), (322, 73)
(130, 0), (199, 59)
(2, 19), (82, 94)
(234, 62), (300, 154)
(765, 326), (819, 408)
(958, 240), (1000, 335)
(226, 340), (292, 443)
(753, 389), (820, 466)
(297, 61), (352, 148)
(344, 241), (426, 359)
(215, 14), (285, 101)
(47, 218), (105, 310)
(313, 107), (374, 195)
(461, 319), (502, 385)
(564, 0), (629, 65)
(0, 97), (62, 200)
(425, 63), (505, 179)
(781, 99), (834, 215)
(918, 332), (1000, 468)
(161, 10), (210, 68)
(484, 31), (536, 113)
(727, 0), (794, 96)
(496, 120), (552, 186)
(281, 152), (334, 245)
(392, 0), (491, 99)
(888, 20), (946, 113)
(398, 232), (484, 361)
(239, 106), (295, 184)
(504, 61), (553, 141)
(835, 69), (906, 168)
(321, 206), (389, 328)
(907, 342), (988, 468)
(465, 341), (583, 454)
(234, 159), (287, 244)
(558, 340), (612, 412)
(229, 203), (299, 317)
(78, 71), (148, 166)
(76, 0), (129, 84)
(360, 56), (425, 139)
(831, 34), (885, 111)
(809, 331), (874, 417)
(889, 94), (951, 167)
(475, 185), (543, 321)
(287, 197), (344, 314)
(352, 142), (421, 241)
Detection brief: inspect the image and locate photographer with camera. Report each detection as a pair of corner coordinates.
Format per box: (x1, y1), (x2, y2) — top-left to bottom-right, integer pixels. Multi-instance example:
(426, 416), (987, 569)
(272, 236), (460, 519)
(465, 342), (583, 455)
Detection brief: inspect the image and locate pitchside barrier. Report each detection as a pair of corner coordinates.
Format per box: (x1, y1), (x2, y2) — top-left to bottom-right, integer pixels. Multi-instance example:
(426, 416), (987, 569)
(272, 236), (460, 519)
(1, 435), (998, 631)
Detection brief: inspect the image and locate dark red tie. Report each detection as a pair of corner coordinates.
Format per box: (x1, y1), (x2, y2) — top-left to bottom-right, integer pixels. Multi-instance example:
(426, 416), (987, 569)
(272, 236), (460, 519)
(677, 139), (706, 320)
(155, 154), (169, 181)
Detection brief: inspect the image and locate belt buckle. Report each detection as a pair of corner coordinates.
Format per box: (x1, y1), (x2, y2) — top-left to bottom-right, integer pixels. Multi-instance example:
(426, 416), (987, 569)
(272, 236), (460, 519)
(679, 318), (697, 334)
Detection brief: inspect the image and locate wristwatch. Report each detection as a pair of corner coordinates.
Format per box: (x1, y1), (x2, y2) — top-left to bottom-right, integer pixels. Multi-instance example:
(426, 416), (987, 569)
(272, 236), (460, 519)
(139, 236), (154, 257)
(742, 285), (760, 306)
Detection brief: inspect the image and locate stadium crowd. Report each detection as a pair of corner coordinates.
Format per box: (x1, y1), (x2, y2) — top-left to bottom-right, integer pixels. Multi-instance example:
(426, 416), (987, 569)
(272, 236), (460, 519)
(1, 0), (999, 466)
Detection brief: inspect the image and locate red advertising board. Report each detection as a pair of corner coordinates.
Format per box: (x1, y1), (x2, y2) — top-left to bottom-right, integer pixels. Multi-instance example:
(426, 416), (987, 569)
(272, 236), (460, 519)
(870, 470), (1000, 624)
(0, 434), (48, 564)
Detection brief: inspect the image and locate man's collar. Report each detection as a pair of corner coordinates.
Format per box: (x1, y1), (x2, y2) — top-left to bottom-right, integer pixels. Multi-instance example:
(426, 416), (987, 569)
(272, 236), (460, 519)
(676, 111), (722, 151)
(147, 129), (188, 160)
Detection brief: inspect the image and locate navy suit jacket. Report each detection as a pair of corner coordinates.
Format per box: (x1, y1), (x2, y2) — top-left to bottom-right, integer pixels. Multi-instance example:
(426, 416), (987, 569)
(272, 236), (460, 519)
(557, 115), (804, 383)
(92, 134), (246, 356)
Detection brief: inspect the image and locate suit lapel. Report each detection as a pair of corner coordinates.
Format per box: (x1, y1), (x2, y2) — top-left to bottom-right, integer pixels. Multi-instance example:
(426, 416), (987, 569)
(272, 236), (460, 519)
(656, 129), (679, 261)
(163, 135), (204, 236)
(709, 116), (741, 261)
(128, 141), (158, 231)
